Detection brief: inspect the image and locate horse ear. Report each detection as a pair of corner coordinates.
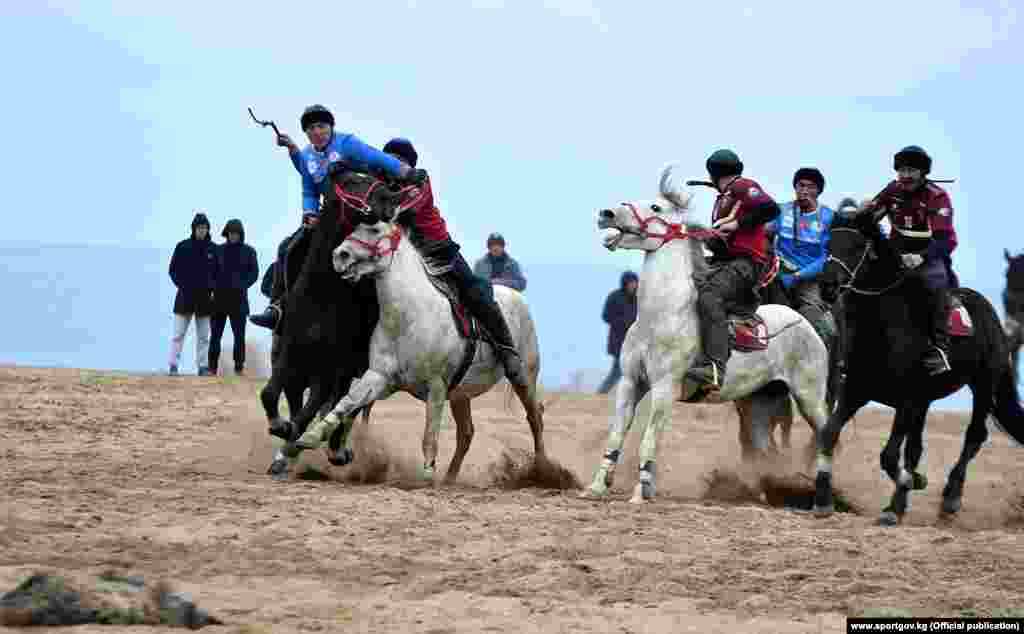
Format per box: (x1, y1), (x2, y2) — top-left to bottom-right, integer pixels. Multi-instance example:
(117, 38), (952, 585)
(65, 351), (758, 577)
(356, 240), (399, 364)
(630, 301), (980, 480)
(658, 163), (693, 210)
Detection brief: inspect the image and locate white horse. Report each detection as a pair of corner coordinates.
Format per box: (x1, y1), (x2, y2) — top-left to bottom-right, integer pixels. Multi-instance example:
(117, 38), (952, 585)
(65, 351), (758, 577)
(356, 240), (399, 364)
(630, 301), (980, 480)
(582, 164), (830, 503)
(294, 218), (549, 483)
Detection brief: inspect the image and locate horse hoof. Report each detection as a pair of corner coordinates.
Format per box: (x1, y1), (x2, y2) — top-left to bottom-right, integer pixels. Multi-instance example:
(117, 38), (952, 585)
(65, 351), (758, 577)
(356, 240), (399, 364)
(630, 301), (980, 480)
(267, 459), (289, 480)
(813, 504), (834, 518)
(629, 482), (653, 504)
(941, 496), (962, 515)
(878, 510), (901, 526)
(328, 448), (354, 467)
(579, 485), (608, 500)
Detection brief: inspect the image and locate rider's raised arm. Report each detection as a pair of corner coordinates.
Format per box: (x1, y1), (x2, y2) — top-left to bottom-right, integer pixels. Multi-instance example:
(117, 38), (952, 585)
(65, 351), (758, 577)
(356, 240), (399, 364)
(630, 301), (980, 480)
(337, 133), (406, 178)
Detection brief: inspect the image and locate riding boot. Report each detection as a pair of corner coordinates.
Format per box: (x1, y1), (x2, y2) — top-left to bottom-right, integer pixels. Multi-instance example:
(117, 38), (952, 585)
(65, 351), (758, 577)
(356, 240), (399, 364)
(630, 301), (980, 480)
(474, 299), (529, 387)
(923, 290), (952, 375)
(249, 301), (282, 331)
(686, 315), (729, 389)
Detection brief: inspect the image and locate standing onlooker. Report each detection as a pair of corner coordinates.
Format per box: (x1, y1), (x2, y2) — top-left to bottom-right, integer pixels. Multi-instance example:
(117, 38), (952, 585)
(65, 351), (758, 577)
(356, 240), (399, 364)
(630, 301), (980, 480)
(168, 211), (219, 376)
(473, 232), (527, 292)
(597, 271), (639, 394)
(209, 219), (259, 375)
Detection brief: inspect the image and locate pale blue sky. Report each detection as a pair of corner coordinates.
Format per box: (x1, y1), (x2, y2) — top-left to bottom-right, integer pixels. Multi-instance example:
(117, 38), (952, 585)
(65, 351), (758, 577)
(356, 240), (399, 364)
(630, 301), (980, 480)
(1, 2), (1021, 401)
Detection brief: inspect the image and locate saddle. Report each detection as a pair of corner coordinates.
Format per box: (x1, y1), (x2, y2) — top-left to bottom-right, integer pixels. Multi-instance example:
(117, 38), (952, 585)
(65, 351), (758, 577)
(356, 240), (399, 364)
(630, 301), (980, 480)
(729, 313), (770, 352)
(947, 294), (973, 338)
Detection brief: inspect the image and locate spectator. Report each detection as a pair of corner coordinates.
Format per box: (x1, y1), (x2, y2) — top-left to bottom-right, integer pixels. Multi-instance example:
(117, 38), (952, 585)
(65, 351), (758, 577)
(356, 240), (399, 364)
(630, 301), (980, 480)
(473, 232), (527, 292)
(168, 211), (218, 376)
(209, 219), (259, 375)
(597, 271), (639, 394)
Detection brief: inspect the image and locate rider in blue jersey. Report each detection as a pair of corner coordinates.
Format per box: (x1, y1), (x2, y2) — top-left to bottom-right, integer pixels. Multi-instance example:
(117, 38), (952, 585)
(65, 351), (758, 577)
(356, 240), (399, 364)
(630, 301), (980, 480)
(250, 105), (425, 330)
(762, 167), (837, 350)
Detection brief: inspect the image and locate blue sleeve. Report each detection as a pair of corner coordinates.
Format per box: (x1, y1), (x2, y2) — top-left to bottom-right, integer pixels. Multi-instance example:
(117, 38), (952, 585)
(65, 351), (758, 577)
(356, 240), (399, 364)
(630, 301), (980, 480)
(798, 209), (831, 280)
(340, 134), (404, 177)
(288, 149), (303, 176)
(301, 169), (318, 211)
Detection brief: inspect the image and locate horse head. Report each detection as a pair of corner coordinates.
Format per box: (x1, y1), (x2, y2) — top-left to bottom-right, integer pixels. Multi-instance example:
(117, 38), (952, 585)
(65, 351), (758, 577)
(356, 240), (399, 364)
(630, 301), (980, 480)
(1005, 248), (1024, 293)
(333, 219), (403, 283)
(329, 167), (410, 226)
(597, 164), (696, 252)
(821, 205), (888, 302)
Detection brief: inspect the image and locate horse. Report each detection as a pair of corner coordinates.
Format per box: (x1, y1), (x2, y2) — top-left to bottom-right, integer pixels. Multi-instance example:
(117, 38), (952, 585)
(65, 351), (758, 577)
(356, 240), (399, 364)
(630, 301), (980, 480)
(813, 209), (1024, 524)
(581, 164), (830, 503)
(261, 167), (382, 478)
(1004, 249), (1024, 384)
(294, 181), (554, 484)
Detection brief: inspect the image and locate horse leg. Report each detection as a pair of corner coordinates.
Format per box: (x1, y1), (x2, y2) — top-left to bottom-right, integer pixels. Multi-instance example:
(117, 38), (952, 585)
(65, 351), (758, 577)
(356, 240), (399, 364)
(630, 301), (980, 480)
(420, 379), (449, 483)
(267, 381), (306, 481)
(902, 404), (931, 492)
(629, 378), (674, 504)
(444, 397), (474, 484)
(734, 399), (757, 463)
(296, 370), (392, 450)
(813, 385), (868, 517)
(942, 386), (992, 515)
(580, 370), (648, 499)
(512, 378), (546, 462)
(261, 371), (291, 440)
(878, 403), (924, 526)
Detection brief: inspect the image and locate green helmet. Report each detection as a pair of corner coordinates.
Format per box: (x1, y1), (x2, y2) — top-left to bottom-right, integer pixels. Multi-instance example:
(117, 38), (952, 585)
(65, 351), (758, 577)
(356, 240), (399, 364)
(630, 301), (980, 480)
(706, 149), (744, 182)
(893, 145), (931, 174)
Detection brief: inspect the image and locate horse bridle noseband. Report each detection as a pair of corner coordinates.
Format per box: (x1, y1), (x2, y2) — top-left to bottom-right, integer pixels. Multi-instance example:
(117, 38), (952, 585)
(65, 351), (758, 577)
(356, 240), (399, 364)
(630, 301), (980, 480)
(619, 202), (724, 246)
(826, 227), (906, 297)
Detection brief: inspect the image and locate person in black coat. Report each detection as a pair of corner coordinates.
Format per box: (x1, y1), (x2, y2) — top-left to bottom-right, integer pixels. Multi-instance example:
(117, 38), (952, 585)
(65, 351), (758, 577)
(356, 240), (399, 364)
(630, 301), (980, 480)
(168, 212), (219, 376)
(209, 219), (259, 375)
(597, 271), (639, 394)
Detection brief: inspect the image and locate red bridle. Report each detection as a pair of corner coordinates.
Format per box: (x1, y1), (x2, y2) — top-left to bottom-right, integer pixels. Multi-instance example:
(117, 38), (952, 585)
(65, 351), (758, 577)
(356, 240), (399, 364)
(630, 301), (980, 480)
(622, 202), (724, 245)
(346, 225), (404, 259)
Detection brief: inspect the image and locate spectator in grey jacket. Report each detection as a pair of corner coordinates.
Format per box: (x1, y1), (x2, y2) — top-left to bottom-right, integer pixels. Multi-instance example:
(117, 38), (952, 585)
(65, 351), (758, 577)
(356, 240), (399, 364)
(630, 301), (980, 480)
(473, 233), (527, 292)
(597, 271), (639, 394)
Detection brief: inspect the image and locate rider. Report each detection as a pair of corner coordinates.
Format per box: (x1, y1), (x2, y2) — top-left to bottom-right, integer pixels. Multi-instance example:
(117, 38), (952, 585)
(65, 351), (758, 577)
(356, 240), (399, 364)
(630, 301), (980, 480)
(374, 137), (530, 388)
(686, 149), (781, 390)
(763, 167), (837, 351)
(249, 104), (425, 330)
(863, 145), (958, 375)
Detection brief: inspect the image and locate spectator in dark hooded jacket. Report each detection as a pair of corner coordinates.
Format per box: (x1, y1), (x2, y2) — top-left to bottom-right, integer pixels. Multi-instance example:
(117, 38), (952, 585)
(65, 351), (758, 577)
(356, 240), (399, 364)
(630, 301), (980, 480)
(209, 218), (259, 375)
(597, 271), (639, 394)
(168, 212), (219, 376)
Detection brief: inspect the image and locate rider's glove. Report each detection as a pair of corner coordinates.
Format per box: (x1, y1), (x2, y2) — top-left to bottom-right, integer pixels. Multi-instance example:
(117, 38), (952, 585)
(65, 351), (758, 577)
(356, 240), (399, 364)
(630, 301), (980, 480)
(901, 253), (924, 269)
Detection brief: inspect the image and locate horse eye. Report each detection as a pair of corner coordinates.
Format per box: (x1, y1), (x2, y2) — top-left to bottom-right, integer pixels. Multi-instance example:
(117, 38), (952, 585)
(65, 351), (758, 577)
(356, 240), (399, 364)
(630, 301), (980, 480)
(651, 204), (662, 213)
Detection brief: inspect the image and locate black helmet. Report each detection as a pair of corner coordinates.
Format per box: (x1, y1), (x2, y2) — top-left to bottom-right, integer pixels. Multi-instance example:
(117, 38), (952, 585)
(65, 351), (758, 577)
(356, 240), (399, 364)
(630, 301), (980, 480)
(383, 138), (418, 167)
(893, 145), (931, 174)
(792, 167), (825, 192)
(706, 149), (744, 182)
(300, 104), (335, 131)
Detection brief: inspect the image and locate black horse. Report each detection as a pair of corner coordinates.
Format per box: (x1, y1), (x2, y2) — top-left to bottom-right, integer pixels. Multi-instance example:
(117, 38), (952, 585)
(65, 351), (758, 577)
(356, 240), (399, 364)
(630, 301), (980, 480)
(813, 210), (1024, 524)
(1004, 249), (1024, 384)
(262, 168), (389, 477)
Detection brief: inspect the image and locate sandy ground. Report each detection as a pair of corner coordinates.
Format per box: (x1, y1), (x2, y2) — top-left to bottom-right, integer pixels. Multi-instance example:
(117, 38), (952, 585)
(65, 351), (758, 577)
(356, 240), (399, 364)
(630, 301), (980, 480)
(2, 365), (1024, 633)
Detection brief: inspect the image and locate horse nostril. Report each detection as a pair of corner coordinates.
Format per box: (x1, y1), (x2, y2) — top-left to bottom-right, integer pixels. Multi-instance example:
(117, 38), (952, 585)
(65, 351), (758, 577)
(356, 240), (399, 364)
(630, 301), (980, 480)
(599, 209), (615, 220)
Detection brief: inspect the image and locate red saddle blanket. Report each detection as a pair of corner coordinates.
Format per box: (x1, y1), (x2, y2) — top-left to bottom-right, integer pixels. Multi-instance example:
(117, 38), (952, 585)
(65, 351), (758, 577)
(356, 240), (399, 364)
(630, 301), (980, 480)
(730, 314), (769, 352)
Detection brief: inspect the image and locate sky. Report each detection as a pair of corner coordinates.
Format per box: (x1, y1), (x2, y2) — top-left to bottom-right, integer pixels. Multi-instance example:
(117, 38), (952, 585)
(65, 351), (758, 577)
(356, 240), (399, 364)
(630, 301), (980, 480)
(0, 1), (1021, 405)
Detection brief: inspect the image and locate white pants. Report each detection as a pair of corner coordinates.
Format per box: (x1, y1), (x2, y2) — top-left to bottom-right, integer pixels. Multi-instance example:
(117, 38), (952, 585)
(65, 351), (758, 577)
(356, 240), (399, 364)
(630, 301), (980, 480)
(169, 313), (211, 370)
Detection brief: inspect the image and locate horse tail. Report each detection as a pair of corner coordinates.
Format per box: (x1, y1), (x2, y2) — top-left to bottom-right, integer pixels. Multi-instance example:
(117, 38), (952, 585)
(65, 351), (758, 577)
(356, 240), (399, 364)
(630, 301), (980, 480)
(993, 366), (1024, 445)
(955, 288), (1024, 444)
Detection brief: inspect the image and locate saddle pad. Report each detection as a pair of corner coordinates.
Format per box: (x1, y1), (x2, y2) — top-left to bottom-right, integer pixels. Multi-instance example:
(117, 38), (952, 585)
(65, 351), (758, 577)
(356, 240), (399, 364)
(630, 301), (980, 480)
(423, 268), (478, 340)
(731, 314), (769, 352)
